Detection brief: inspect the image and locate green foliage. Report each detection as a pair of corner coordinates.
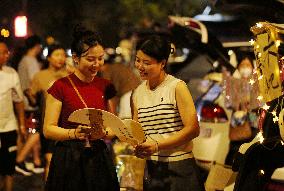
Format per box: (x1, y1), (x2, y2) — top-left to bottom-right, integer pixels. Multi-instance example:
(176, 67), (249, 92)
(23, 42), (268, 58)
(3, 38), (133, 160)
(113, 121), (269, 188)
(118, 0), (206, 28)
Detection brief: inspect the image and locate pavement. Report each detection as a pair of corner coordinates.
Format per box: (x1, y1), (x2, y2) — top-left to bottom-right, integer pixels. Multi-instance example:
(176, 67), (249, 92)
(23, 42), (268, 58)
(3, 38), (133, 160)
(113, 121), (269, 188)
(0, 173), (44, 191)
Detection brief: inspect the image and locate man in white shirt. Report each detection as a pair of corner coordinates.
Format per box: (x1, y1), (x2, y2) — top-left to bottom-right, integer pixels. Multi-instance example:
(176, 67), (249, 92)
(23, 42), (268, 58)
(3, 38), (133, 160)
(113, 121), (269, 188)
(0, 40), (25, 191)
(16, 35), (44, 176)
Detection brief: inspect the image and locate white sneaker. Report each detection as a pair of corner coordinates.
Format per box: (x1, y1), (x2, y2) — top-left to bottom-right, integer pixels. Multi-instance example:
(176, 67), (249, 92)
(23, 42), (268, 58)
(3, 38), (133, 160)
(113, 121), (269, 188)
(15, 162), (33, 176)
(32, 165), (44, 174)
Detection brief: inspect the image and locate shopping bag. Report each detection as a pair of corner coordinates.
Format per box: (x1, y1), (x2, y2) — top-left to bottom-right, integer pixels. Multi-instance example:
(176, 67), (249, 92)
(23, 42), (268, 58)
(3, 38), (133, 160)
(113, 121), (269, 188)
(205, 162), (236, 190)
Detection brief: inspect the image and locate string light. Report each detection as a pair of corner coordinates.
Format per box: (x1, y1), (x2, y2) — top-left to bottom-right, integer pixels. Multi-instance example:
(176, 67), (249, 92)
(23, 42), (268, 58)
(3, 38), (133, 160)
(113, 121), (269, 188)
(257, 96), (264, 101)
(256, 23), (263, 28)
(249, 79), (255, 85)
(271, 111), (277, 116)
(260, 169), (265, 175)
(236, 23), (284, 144)
(262, 103), (270, 110)
(249, 39), (255, 45)
(273, 116), (279, 123)
(276, 40), (281, 48)
(257, 132), (265, 143)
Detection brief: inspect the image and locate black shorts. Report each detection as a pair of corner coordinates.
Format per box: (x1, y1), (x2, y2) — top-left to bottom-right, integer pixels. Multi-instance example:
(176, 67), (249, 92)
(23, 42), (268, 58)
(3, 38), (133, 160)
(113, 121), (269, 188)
(0, 130), (17, 176)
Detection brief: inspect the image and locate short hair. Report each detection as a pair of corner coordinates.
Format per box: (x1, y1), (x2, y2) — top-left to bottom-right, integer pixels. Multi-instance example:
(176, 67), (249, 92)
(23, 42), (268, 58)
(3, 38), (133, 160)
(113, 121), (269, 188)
(47, 44), (65, 57)
(136, 35), (171, 62)
(71, 24), (103, 57)
(25, 35), (42, 50)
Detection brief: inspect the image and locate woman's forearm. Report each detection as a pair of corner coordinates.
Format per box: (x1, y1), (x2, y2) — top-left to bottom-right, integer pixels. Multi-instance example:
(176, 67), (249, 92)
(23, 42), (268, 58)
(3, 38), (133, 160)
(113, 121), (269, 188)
(157, 124), (199, 151)
(44, 125), (76, 141)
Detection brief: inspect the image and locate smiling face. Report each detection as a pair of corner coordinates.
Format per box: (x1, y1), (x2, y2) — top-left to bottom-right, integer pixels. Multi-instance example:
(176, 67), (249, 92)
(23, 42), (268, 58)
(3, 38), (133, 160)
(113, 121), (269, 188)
(48, 48), (66, 69)
(74, 44), (105, 78)
(134, 50), (165, 81)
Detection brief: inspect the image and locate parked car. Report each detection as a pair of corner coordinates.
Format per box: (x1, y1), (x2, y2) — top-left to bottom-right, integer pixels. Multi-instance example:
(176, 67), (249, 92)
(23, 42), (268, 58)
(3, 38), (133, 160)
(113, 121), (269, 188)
(165, 16), (234, 169)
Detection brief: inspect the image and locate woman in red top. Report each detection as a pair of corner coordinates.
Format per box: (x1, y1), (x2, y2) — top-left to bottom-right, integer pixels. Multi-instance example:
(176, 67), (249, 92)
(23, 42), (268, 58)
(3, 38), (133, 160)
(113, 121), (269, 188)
(43, 26), (119, 191)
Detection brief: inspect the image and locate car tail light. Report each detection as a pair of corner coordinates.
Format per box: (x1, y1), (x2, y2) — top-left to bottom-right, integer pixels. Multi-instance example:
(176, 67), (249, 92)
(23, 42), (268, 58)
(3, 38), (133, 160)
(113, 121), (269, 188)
(200, 102), (228, 122)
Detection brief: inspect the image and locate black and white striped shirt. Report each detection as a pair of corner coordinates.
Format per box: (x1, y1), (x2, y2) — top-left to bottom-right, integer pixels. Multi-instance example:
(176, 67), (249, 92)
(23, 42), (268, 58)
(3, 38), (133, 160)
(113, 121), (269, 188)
(133, 75), (193, 162)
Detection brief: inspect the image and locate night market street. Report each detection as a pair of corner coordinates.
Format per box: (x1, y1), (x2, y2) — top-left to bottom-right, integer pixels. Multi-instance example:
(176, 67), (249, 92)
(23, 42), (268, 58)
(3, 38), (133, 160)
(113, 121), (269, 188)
(1, 1), (284, 191)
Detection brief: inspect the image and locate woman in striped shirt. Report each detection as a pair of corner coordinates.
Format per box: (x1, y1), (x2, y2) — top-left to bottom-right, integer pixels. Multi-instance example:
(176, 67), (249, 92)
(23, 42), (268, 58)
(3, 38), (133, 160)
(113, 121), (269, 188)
(131, 35), (205, 191)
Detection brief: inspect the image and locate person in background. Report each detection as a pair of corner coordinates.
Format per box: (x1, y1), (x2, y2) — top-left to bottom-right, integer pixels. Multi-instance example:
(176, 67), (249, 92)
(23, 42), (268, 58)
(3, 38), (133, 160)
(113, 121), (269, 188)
(43, 25), (119, 190)
(131, 35), (204, 191)
(225, 53), (259, 166)
(23, 44), (70, 180)
(15, 35), (44, 176)
(0, 40), (25, 191)
(100, 49), (141, 119)
(18, 35), (43, 106)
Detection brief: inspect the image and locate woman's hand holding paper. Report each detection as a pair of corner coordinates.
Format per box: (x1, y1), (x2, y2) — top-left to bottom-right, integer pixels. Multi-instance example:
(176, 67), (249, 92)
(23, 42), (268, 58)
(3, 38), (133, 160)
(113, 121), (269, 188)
(78, 125), (107, 140)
